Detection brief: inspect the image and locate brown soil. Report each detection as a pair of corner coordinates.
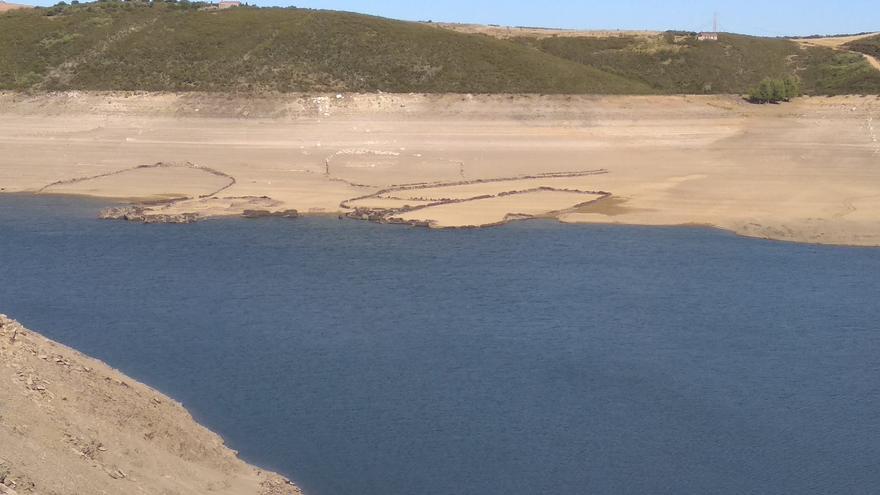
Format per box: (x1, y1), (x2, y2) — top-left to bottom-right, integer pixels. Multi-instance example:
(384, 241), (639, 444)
(0, 314), (302, 495)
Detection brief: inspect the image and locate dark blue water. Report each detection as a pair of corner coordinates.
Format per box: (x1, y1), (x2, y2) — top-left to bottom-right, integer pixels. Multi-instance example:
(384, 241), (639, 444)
(1, 194), (879, 495)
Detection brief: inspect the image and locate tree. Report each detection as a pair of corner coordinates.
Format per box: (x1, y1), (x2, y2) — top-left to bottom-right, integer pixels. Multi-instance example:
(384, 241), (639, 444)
(748, 78), (773, 103)
(770, 78), (787, 102)
(782, 76), (801, 100)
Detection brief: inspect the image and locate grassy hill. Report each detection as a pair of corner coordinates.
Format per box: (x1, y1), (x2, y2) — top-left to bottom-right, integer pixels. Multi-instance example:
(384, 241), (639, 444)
(518, 32), (880, 95)
(1, 1), (878, 95)
(0, 2), (649, 93)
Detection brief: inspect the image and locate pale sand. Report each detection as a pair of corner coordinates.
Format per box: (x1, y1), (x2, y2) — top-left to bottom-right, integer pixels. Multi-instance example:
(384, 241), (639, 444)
(40, 162), (233, 199)
(0, 314), (300, 495)
(394, 190), (604, 228)
(1, 92), (879, 245)
(385, 176), (606, 202)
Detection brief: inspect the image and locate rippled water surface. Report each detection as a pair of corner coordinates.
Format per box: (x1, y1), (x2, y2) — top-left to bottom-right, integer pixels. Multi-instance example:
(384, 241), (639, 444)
(1, 194), (879, 495)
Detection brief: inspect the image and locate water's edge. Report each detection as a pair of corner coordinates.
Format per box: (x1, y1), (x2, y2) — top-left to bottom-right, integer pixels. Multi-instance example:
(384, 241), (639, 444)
(3, 191), (879, 249)
(0, 314), (302, 494)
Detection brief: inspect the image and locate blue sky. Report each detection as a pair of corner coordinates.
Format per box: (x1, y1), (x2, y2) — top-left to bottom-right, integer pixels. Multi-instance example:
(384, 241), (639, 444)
(15, 0), (880, 37)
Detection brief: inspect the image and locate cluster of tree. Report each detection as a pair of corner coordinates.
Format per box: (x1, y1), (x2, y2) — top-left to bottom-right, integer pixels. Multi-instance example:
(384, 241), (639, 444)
(747, 76), (802, 103)
(786, 32), (874, 40)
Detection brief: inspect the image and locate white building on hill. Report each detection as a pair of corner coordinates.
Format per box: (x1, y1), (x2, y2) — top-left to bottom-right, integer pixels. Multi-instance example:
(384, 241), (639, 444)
(698, 32), (719, 41)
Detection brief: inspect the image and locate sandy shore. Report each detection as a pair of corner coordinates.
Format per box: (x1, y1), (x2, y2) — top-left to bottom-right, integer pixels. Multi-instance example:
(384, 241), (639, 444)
(0, 314), (301, 495)
(1, 91), (879, 246)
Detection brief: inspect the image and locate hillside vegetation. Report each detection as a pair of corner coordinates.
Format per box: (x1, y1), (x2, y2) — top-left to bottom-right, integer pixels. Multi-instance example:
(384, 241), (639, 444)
(0, 2), (649, 93)
(517, 33), (880, 95)
(1, 1), (879, 95)
(846, 34), (880, 58)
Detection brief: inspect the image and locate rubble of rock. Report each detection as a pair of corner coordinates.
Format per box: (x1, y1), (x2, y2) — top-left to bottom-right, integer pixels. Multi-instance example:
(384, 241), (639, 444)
(343, 207), (431, 227)
(99, 206), (200, 224)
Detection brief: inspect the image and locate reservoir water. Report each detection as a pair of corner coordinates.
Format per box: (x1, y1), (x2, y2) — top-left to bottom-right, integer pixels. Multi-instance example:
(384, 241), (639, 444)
(1, 194), (879, 495)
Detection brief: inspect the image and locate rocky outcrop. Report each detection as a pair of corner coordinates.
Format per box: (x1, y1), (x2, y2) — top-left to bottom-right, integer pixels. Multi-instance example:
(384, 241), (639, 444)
(99, 206), (200, 224)
(99, 199), (299, 224)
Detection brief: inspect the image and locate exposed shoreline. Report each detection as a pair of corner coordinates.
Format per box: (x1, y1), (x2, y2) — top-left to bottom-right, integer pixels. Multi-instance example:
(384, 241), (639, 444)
(2, 91), (879, 246)
(0, 314), (301, 495)
(8, 191), (880, 250)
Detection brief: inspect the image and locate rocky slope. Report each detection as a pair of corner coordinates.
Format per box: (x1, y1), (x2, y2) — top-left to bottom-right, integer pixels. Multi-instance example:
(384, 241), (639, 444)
(0, 314), (301, 495)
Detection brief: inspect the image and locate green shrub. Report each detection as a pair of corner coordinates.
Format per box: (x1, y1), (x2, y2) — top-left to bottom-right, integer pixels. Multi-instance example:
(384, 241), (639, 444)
(748, 76), (801, 103)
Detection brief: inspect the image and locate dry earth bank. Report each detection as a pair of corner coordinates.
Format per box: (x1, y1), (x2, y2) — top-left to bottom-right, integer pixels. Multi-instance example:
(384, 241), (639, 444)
(1, 92), (879, 245)
(0, 2), (29, 12)
(0, 314), (301, 495)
